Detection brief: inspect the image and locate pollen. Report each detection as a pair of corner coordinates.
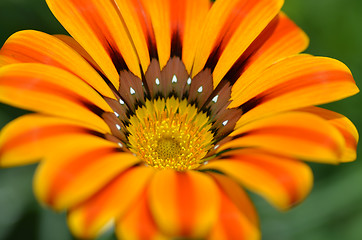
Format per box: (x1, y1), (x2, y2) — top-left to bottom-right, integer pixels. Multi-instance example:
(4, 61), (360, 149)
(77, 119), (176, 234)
(126, 97), (214, 171)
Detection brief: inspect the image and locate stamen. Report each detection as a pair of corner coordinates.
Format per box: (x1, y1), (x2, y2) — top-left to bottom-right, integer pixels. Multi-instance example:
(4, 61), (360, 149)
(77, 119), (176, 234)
(126, 98), (214, 171)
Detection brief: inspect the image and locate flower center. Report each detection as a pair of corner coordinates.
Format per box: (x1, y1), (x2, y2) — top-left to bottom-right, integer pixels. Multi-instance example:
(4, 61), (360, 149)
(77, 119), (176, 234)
(126, 97), (214, 171)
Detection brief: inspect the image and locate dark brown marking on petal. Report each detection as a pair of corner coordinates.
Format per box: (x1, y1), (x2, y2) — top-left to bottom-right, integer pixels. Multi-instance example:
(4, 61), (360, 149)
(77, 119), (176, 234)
(79, 101), (105, 117)
(103, 97), (129, 122)
(94, 69), (122, 99)
(212, 108), (243, 142)
(147, 35), (159, 60)
(160, 57), (189, 98)
(171, 30), (182, 58)
(222, 16), (279, 86)
(202, 82), (232, 117)
(206, 136), (233, 157)
(240, 69), (353, 114)
(86, 129), (106, 139)
(102, 112), (128, 143)
(188, 69), (214, 108)
(104, 133), (129, 152)
(240, 96), (265, 115)
(204, 44), (222, 71)
(230, 132), (249, 140)
(106, 40), (129, 73)
(144, 58), (162, 98)
(118, 70), (145, 112)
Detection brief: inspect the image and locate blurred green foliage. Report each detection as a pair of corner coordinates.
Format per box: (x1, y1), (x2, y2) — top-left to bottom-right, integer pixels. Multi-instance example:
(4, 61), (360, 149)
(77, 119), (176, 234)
(0, 0), (361, 239)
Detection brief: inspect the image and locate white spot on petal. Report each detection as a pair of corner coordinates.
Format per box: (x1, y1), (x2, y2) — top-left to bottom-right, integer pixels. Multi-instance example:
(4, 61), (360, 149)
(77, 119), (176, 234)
(203, 161), (209, 165)
(114, 112), (119, 117)
(116, 124), (121, 130)
(214, 145), (220, 149)
(118, 142), (123, 148)
(197, 86), (203, 93)
(212, 95), (219, 103)
(187, 77), (192, 85)
(222, 120), (228, 126)
(155, 78), (160, 85)
(119, 99), (125, 105)
(172, 75), (177, 83)
(130, 87), (136, 95)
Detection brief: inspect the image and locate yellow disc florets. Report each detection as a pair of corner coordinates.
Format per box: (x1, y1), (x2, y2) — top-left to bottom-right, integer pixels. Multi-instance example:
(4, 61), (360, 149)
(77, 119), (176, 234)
(126, 97), (214, 171)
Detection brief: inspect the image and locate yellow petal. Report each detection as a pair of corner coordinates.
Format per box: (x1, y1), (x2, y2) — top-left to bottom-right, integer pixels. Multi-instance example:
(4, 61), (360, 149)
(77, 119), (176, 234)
(232, 12), (309, 97)
(230, 55), (359, 126)
(0, 114), (106, 167)
(300, 107), (359, 162)
(46, 0), (142, 87)
(0, 63), (112, 132)
(222, 111), (345, 163)
(34, 135), (140, 210)
(0, 30), (115, 99)
(203, 149), (313, 210)
(149, 170), (220, 238)
(116, 185), (168, 240)
(69, 166), (154, 239)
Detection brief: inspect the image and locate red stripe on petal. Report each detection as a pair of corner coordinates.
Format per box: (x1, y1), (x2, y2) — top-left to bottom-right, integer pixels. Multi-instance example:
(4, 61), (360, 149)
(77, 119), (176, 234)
(0, 125), (90, 156)
(47, 147), (118, 205)
(232, 154), (300, 205)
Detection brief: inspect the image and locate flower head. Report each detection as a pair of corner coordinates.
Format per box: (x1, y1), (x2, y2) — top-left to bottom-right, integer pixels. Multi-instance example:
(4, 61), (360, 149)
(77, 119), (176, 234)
(0, 0), (359, 239)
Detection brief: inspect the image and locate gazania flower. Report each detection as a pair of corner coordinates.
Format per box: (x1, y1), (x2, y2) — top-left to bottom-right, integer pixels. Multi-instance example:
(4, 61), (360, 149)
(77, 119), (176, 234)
(0, 0), (359, 239)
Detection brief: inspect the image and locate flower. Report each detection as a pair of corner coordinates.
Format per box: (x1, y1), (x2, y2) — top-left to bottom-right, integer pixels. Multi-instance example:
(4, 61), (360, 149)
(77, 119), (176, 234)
(0, 0), (359, 239)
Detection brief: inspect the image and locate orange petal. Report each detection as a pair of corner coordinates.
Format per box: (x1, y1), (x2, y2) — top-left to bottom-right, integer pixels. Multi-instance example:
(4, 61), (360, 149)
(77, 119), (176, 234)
(149, 170), (220, 238)
(0, 114), (105, 167)
(54, 34), (102, 74)
(232, 13), (309, 96)
(112, 0), (151, 74)
(222, 111), (345, 163)
(208, 173), (258, 226)
(202, 149), (313, 210)
(34, 135), (140, 210)
(117, 186), (168, 240)
(138, 0), (171, 69)
(68, 166), (154, 239)
(46, 0), (142, 87)
(0, 63), (112, 132)
(300, 107), (359, 162)
(181, 0), (211, 73)
(207, 183), (260, 240)
(0, 30), (115, 99)
(191, 0), (283, 83)
(230, 55), (359, 126)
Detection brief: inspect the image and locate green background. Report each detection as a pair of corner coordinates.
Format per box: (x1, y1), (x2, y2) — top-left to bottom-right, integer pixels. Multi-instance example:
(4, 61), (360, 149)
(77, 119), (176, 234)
(0, 0), (361, 239)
